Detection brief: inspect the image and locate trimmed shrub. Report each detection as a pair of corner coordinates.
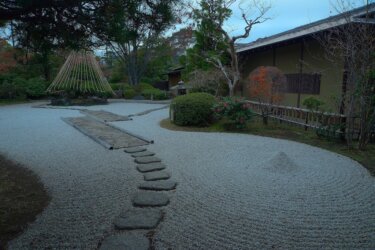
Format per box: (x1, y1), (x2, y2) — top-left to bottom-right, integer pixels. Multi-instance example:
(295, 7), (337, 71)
(141, 88), (168, 100)
(171, 93), (216, 126)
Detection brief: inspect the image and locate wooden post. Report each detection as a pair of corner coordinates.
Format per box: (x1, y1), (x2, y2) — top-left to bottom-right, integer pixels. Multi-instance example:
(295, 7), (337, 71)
(297, 41), (304, 108)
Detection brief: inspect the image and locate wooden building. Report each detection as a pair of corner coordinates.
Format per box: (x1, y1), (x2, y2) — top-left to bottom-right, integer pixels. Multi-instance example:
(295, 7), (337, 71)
(237, 4), (375, 113)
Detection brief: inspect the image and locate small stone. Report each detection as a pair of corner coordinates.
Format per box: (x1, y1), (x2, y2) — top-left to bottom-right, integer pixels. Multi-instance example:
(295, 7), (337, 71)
(144, 171), (170, 181)
(136, 163), (166, 173)
(139, 180), (177, 191)
(124, 147), (147, 153)
(133, 191), (169, 207)
(114, 208), (163, 230)
(131, 151), (155, 158)
(100, 233), (149, 250)
(135, 156), (161, 164)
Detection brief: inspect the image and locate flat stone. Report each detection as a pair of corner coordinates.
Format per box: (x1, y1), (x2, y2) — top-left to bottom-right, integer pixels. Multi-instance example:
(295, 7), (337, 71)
(135, 156), (161, 164)
(144, 171), (170, 181)
(124, 147), (147, 153)
(136, 163), (166, 173)
(139, 180), (177, 191)
(131, 151), (155, 158)
(114, 208), (163, 230)
(100, 233), (149, 250)
(133, 191), (169, 207)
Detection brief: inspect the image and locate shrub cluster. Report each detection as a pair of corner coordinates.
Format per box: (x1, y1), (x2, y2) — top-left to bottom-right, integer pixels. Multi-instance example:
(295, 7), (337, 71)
(213, 97), (253, 128)
(170, 92), (216, 126)
(0, 75), (48, 99)
(120, 82), (168, 100)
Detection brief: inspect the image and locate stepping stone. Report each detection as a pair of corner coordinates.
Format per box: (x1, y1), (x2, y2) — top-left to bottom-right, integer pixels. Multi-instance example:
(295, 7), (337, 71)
(144, 171), (170, 181)
(131, 151), (155, 158)
(136, 163), (166, 173)
(133, 191), (169, 207)
(114, 208), (163, 230)
(124, 147), (146, 153)
(135, 156), (161, 164)
(139, 180), (177, 191)
(100, 233), (149, 250)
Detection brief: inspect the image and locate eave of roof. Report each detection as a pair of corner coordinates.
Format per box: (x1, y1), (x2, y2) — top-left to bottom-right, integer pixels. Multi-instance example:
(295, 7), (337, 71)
(237, 3), (375, 53)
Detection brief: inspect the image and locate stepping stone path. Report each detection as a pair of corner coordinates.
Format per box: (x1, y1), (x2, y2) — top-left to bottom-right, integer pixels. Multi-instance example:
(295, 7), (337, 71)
(144, 171), (170, 181)
(136, 162), (166, 173)
(133, 191), (170, 207)
(131, 151), (155, 158)
(124, 147), (146, 153)
(101, 142), (178, 249)
(114, 208), (163, 230)
(135, 156), (161, 164)
(139, 180), (177, 191)
(100, 233), (149, 250)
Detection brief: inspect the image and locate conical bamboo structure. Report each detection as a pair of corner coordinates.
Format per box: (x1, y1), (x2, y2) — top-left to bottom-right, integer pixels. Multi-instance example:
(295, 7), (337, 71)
(47, 51), (114, 95)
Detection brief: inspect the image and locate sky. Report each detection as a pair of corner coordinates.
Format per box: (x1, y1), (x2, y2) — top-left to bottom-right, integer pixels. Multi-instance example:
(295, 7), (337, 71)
(221, 0), (367, 43)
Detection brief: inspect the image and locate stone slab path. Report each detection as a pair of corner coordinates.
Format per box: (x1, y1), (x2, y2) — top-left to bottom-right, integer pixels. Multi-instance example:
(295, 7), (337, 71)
(131, 151), (155, 158)
(135, 156), (162, 164)
(80, 109), (131, 122)
(144, 171), (170, 181)
(63, 116), (149, 149)
(114, 208), (163, 230)
(100, 233), (149, 250)
(133, 192), (170, 207)
(124, 147), (147, 153)
(136, 163), (166, 173)
(139, 180), (177, 191)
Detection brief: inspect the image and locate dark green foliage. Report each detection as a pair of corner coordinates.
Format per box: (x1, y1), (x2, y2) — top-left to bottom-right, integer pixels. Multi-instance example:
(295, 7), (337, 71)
(123, 84), (136, 99)
(22, 77), (47, 98)
(0, 74), (48, 99)
(141, 88), (168, 100)
(303, 97), (325, 111)
(213, 97), (253, 129)
(171, 93), (216, 126)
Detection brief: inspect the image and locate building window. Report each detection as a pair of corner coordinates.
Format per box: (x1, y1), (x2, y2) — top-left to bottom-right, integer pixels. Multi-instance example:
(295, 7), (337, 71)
(285, 73), (321, 94)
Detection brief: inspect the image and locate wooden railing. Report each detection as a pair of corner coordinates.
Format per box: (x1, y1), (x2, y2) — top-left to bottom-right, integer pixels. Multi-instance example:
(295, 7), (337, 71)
(246, 100), (346, 130)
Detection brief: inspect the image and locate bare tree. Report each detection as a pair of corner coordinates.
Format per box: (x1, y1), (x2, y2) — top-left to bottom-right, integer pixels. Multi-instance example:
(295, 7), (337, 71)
(192, 0), (271, 96)
(316, 1), (375, 149)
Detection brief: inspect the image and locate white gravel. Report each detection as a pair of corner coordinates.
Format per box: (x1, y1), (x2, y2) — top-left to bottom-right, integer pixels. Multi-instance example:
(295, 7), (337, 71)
(0, 102), (165, 249)
(1, 101), (374, 249)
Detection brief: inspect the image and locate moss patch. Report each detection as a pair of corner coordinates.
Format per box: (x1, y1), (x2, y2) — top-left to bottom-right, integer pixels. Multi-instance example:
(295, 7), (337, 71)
(0, 155), (50, 248)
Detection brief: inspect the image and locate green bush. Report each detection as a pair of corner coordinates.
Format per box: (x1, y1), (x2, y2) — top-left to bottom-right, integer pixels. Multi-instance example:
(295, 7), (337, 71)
(303, 96), (325, 111)
(132, 82), (154, 93)
(24, 77), (47, 98)
(213, 97), (253, 129)
(0, 81), (25, 99)
(123, 85), (136, 99)
(110, 83), (125, 91)
(171, 93), (216, 126)
(141, 88), (168, 100)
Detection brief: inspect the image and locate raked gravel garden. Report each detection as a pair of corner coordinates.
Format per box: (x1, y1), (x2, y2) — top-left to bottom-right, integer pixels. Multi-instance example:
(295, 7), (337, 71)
(0, 101), (374, 249)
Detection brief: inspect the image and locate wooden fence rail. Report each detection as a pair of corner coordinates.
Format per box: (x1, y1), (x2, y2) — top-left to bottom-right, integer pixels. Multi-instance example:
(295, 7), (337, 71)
(246, 100), (346, 130)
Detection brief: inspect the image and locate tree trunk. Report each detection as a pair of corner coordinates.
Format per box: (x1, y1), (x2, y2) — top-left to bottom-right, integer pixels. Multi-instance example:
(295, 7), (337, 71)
(262, 115), (268, 125)
(42, 52), (51, 81)
(346, 95), (355, 149)
(229, 85), (234, 97)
